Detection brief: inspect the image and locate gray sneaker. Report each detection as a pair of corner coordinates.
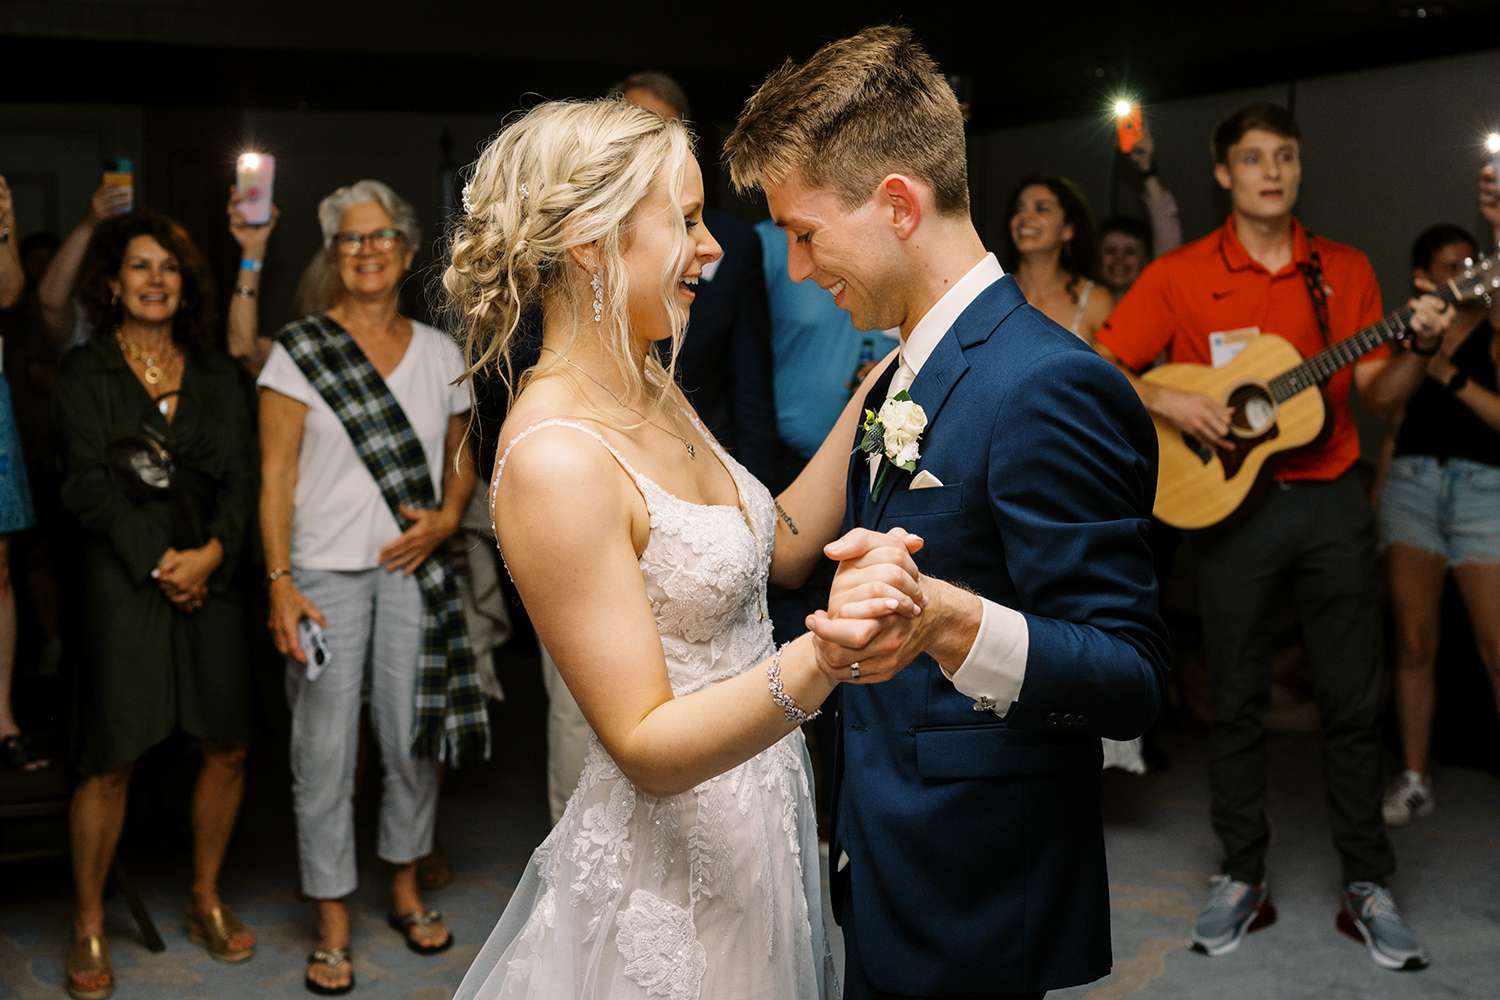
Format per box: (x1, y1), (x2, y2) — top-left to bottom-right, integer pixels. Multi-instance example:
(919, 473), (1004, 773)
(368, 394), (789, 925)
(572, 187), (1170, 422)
(1338, 882), (1430, 970)
(1382, 771), (1435, 827)
(1188, 875), (1277, 956)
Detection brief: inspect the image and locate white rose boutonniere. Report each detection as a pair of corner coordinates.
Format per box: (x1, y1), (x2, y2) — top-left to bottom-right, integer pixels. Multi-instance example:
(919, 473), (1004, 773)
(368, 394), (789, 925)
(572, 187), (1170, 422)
(857, 390), (928, 500)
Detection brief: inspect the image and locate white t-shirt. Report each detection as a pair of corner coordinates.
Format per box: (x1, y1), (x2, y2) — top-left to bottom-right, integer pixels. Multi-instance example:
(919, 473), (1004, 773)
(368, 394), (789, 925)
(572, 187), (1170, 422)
(257, 320), (470, 570)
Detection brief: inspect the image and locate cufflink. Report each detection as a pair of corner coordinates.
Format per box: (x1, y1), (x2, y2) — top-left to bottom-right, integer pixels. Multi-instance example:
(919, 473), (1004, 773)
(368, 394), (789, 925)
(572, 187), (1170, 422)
(973, 695), (997, 713)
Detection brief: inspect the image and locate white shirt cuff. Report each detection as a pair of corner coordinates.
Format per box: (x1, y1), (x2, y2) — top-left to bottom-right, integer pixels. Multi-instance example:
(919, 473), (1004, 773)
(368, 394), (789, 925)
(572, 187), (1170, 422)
(941, 598), (1028, 717)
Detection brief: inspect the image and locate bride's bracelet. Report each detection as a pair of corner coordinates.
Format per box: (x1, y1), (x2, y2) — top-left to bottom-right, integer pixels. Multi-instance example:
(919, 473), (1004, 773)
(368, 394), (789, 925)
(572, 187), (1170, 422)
(767, 642), (822, 724)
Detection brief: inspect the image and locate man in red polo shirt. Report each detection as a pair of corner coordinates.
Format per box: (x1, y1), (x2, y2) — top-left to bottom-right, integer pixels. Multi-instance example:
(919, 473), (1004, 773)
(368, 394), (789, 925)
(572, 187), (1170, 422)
(1097, 103), (1452, 971)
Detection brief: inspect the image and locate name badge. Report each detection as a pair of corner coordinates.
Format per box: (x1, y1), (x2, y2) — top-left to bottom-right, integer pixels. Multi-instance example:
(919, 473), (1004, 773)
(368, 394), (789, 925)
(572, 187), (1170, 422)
(1209, 326), (1260, 368)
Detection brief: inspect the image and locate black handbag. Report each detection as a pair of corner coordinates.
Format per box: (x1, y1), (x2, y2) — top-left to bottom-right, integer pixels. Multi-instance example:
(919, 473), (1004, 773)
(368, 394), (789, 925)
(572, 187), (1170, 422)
(105, 391), (203, 547)
(106, 421), (174, 502)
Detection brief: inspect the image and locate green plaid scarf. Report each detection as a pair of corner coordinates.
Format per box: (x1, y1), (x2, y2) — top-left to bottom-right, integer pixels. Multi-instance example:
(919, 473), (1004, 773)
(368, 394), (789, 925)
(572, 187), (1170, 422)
(279, 314), (490, 767)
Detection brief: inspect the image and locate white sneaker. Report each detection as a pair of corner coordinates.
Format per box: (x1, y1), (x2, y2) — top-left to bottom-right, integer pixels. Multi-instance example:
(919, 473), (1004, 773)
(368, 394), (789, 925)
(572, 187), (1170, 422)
(1381, 771), (1434, 827)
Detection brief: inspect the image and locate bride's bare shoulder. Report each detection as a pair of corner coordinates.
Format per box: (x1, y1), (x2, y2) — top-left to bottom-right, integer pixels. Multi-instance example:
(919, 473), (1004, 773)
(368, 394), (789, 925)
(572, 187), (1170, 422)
(494, 385), (620, 501)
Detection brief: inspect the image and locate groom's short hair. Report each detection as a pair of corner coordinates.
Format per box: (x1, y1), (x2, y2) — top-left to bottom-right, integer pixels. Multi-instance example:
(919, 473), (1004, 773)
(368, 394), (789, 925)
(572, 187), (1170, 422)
(724, 25), (969, 217)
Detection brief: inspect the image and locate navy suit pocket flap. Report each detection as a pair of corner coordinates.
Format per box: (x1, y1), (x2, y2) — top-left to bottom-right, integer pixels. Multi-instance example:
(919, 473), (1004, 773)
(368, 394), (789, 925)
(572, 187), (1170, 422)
(883, 481), (963, 518)
(914, 725), (1096, 780)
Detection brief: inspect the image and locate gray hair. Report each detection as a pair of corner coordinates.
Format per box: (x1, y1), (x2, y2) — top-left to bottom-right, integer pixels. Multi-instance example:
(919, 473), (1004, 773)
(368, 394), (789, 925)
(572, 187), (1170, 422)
(317, 179), (422, 251)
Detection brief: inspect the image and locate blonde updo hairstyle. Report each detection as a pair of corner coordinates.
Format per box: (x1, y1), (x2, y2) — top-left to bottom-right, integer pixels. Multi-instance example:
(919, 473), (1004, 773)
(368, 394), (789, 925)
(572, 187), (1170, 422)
(444, 99), (697, 421)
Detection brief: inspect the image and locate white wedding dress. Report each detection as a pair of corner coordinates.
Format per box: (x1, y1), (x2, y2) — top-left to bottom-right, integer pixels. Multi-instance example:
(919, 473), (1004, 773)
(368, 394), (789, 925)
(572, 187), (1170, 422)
(456, 418), (836, 1000)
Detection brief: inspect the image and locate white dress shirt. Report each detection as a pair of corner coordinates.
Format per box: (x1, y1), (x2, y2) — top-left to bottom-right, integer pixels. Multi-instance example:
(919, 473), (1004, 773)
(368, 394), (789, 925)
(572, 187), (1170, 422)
(876, 252), (1029, 718)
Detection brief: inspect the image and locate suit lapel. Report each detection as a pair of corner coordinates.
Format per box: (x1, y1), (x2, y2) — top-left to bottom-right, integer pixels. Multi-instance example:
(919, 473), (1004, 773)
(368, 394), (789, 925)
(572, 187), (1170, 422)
(863, 276), (1025, 527)
(866, 328), (969, 526)
(846, 360), (899, 528)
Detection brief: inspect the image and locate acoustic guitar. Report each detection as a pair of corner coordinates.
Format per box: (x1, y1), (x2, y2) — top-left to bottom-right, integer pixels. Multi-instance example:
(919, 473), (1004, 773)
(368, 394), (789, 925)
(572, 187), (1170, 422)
(1146, 254), (1499, 529)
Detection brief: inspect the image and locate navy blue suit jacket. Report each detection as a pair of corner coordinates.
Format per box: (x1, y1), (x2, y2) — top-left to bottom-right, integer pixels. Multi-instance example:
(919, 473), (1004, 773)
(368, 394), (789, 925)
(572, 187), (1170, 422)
(829, 274), (1168, 996)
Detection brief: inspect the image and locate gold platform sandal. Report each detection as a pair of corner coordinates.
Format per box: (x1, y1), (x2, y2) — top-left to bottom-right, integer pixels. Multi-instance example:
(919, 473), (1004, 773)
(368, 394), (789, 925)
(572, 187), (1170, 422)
(184, 903), (256, 963)
(66, 934), (113, 1000)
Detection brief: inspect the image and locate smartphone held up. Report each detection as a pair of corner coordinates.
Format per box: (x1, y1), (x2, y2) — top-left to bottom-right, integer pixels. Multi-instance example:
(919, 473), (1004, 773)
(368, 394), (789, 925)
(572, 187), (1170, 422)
(236, 152), (276, 226)
(1114, 99), (1144, 155)
(101, 158), (134, 215)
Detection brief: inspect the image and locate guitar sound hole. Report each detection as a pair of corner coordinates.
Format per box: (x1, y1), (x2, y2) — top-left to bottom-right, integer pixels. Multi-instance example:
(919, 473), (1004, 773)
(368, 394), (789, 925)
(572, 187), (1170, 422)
(1228, 383), (1276, 437)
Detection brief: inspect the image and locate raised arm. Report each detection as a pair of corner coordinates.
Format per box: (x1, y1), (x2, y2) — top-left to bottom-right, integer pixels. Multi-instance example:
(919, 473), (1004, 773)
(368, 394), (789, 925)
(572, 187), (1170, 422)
(1481, 164), (1500, 329)
(0, 176), (22, 309)
(39, 185), (129, 344)
(496, 425), (845, 797)
(768, 348), (898, 588)
(226, 188), (279, 376)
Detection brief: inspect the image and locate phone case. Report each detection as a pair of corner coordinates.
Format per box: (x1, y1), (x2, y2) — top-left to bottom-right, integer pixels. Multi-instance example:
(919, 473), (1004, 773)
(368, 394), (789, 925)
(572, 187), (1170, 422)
(1116, 108), (1145, 155)
(236, 154), (276, 226)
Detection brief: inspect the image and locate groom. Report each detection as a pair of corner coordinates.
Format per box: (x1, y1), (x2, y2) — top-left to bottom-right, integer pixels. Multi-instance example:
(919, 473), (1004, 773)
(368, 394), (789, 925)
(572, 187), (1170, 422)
(727, 26), (1169, 1000)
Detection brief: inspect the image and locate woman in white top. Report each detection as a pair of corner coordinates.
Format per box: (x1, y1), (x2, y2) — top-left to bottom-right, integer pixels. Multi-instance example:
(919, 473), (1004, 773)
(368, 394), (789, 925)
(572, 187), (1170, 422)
(257, 180), (476, 995)
(1004, 175), (1114, 345)
(446, 99), (924, 999)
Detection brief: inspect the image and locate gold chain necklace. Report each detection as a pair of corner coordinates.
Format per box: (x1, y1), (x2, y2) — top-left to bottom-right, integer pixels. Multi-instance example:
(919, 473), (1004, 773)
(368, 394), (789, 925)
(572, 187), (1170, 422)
(114, 328), (179, 386)
(542, 347), (697, 460)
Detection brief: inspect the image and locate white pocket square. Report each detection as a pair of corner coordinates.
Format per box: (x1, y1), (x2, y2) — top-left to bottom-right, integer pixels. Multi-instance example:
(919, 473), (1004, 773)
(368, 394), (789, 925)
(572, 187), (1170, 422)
(910, 470), (944, 490)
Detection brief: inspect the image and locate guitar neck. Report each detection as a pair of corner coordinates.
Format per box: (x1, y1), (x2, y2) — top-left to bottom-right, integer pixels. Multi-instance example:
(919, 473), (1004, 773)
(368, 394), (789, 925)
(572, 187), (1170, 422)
(1269, 305), (1415, 402)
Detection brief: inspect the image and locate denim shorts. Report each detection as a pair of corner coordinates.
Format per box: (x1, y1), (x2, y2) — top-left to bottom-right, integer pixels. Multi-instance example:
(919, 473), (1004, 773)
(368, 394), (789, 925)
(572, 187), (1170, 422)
(1378, 454), (1500, 565)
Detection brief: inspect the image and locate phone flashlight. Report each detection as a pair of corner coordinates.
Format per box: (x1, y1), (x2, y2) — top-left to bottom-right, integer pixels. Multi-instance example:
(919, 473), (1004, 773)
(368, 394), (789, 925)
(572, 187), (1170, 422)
(235, 152), (276, 226)
(1113, 98), (1144, 155)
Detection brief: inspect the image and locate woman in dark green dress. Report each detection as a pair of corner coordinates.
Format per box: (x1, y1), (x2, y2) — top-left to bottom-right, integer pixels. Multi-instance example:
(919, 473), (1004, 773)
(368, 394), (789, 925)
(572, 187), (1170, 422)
(57, 211), (258, 999)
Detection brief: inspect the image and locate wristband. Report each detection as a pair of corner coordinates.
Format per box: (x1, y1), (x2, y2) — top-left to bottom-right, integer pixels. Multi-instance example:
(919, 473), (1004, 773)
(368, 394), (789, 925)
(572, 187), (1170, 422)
(267, 567), (293, 586)
(1137, 162), (1158, 179)
(1446, 371), (1469, 394)
(1407, 337), (1439, 357)
(239, 257), (263, 273)
(234, 285), (257, 299)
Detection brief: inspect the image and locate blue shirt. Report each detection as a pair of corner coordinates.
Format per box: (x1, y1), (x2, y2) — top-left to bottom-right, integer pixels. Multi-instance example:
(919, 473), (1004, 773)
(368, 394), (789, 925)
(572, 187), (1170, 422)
(756, 219), (890, 459)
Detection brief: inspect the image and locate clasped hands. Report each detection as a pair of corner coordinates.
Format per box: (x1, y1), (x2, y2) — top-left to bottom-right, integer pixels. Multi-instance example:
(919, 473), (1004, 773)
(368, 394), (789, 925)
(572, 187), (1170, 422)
(805, 527), (938, 685)
(153, 539), (224, 614)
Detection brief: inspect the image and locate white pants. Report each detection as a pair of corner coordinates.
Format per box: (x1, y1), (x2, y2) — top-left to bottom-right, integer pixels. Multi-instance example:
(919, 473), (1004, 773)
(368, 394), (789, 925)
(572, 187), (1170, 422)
(539, 641), (591, 825)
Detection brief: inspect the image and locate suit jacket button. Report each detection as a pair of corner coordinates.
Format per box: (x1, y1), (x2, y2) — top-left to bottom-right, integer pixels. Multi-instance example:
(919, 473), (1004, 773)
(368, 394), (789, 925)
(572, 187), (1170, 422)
(1076, 715), (1088, 728)
(1047, 713), (1060, 727)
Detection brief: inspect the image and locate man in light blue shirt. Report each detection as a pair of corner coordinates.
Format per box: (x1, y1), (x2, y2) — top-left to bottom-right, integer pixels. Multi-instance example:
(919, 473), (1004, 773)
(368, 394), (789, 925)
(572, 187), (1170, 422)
(757, 218), (889, 468)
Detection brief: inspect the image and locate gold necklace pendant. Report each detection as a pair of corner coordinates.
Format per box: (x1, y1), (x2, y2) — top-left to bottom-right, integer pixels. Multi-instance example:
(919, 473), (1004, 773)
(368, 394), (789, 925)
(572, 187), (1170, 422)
(144, 365), (162, 385)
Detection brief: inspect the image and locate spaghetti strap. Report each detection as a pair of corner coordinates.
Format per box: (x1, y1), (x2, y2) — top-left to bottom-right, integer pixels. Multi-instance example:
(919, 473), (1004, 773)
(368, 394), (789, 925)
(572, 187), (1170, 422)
(494, 418), (650, 491)
(488, 419), (657, 567)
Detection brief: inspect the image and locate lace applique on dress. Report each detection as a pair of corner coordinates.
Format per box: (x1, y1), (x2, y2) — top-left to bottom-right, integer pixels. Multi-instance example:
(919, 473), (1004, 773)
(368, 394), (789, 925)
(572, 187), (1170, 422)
(615, 891), (707, 1000)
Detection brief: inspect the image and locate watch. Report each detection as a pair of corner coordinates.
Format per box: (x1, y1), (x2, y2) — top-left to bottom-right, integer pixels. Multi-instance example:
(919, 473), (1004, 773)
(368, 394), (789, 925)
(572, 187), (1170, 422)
(266, 567), (293, 585)
(1446, 370), (1469, 394)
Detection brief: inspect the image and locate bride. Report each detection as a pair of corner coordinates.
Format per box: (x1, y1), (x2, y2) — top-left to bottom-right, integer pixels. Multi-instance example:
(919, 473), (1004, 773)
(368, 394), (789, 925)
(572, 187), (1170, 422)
(443, 100), (925, 999)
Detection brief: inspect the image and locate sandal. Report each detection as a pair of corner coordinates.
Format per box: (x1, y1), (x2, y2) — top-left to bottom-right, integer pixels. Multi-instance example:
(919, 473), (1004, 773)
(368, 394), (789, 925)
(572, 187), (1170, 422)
(2, 731), (51, 771)
(66, 934), (113, 1000)
(304, 947), (354, 996)
(386, 909), (453, 955)
(185, 903), (255, 963)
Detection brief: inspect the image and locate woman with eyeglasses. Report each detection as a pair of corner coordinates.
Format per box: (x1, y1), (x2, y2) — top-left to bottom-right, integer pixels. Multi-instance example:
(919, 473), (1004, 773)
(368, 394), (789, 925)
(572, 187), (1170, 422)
(256, 180), (482, 996)
(58, 210), (258, 999)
